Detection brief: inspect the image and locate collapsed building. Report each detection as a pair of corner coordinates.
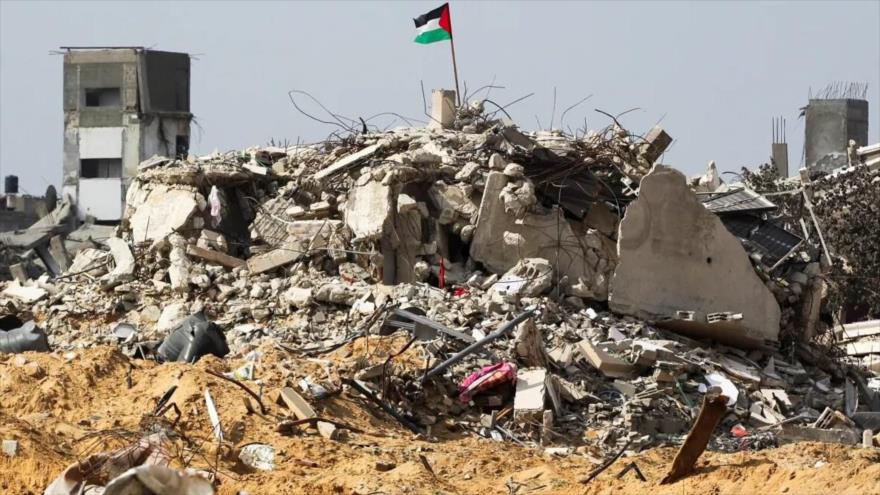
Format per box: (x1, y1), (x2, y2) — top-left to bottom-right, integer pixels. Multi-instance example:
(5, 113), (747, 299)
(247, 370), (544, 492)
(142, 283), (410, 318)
(1, 89), (879, 493)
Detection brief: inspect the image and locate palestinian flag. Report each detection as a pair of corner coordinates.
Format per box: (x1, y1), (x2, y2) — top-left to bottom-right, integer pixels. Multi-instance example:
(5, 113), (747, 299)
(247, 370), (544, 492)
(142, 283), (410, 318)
(414, 3), (452, 44)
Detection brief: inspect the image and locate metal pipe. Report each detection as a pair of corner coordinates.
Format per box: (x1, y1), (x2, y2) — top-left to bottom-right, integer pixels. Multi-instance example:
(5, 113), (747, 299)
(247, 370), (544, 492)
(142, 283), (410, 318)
(420, 307), (536, 383)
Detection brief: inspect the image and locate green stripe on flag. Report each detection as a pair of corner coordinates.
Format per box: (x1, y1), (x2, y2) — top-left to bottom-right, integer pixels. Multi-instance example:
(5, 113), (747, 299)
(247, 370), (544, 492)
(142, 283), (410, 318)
(414, 28), (451, 44)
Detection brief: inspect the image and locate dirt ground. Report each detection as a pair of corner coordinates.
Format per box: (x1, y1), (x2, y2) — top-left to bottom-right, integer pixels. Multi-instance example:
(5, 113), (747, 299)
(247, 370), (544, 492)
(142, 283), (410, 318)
(1, 343), (878, 495)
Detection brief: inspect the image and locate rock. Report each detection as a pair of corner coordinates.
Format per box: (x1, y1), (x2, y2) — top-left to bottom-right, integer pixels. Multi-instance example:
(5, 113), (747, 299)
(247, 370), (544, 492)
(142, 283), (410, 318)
(1, 439), (17, 457)
(375, 460), (396, 472)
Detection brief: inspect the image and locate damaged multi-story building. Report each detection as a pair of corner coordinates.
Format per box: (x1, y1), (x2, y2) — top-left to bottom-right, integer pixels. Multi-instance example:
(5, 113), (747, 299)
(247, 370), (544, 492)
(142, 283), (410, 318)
(61, 47), (192, 222)
(803, 83), (869, 173)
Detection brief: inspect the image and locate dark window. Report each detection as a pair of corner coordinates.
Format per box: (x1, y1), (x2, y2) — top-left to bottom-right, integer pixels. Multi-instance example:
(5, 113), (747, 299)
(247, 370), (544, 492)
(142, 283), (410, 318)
(84, 88), (121, 107)
(175, 135), (190, 158)
(81, 159), (122, 178)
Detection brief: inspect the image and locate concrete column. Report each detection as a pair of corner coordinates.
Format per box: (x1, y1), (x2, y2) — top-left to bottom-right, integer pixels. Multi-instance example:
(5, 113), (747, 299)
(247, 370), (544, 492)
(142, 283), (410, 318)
(428, 89), (456, 130)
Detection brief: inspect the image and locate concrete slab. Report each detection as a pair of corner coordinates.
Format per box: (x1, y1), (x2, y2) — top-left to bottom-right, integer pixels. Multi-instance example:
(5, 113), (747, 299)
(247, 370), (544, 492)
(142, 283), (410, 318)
(344, 179), (392, 241)
(576, 339), (638, 378)
(609, 165), (781, 347)
(247, 249), (299, 275)
(514, 368), (547, 417)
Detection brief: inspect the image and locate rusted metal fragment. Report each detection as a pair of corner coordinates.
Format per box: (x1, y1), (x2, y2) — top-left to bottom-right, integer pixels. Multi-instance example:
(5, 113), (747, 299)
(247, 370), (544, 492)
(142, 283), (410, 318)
(660, 391), (728, 484)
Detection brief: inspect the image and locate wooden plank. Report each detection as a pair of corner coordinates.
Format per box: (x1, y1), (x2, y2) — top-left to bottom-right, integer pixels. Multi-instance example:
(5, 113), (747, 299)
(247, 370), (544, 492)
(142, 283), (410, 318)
(186, 245), (245, 269)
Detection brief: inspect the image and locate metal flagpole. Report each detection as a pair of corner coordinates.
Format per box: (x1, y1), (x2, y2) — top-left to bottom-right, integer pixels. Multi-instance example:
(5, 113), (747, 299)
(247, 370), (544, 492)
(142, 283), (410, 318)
(449, 35), (462, 107)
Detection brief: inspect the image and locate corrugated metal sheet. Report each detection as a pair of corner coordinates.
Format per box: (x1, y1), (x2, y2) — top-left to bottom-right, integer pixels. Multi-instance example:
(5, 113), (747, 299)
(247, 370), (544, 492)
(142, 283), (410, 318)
(701, 188), (776, 213)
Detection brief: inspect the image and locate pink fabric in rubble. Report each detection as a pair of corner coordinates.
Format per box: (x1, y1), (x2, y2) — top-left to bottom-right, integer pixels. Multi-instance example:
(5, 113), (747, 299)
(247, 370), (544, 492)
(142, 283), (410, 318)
(457, 361), (517, 403)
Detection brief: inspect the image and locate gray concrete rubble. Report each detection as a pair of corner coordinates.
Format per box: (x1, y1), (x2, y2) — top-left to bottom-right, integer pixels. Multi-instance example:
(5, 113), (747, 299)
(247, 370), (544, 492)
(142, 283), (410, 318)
(2, 94), (878, 465)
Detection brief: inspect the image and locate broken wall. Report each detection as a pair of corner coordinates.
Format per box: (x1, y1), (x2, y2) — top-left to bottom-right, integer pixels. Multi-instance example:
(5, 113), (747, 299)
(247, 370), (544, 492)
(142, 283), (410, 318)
(609, 165), (781, 347)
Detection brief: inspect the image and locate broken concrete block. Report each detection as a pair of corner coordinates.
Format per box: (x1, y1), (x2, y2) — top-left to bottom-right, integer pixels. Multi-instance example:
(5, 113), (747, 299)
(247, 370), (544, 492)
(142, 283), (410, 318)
(101, 237), (136, 289)
(48, 235), (71, 272)
(778, 425), (861, 445)
(167, 234), (191, 293)
(247, 249), (299, 275)
(282, 287), (313, 309)
(428, 181), (477, 225)
(344, 178), (392, 241)
(514, 318), (549, 368)
(68, 248), (110, 276)
(1, 283), (47, 303)
(576, 339), (637, 378)
(609, 165), (781, 347)
(514, 368), (547, 419)
(9, 263), (28, 282)
(314, 144), (380, 181)
(314, 283), (369, 306)
(197, 229), (228, 253)
(129, 185), (199, 243)
(639, 126), (673, 165)
(157, 303), (188, 333)
(427, 89), (456, 130)
(186, 245), (245, 269)
(490, 258), (553, 299)
(471, 171), (611, 300)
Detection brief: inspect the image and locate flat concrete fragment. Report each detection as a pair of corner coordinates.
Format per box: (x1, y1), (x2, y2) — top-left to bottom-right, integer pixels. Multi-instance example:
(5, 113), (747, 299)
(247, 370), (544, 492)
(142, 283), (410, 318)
(186, 245), (245, 269)
(576, 339), (637, 378)
(314, 144), (380, 181)
(247, 249), (299, 275)
(514, 368), (547, 416)
(279, 386), (317, 419)
(778, 425), (861, 445)
(279, 386), (338, 439)
(841, 340), (880, 356)
(835, 319), (880, 340)
(2, 283), (47, 303)
(609, 165), (781, 347)
(344, 179), (392, 240)
(129, 186), (198, 242)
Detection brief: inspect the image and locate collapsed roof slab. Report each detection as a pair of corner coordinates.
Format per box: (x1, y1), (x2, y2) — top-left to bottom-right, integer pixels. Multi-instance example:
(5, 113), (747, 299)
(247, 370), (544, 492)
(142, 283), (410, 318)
(609, 165), (781, 348)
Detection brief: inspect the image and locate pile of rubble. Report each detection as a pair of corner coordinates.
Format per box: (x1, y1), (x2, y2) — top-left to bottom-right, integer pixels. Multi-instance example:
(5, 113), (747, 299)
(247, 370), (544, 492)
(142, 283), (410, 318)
(2, 90), (879, 493)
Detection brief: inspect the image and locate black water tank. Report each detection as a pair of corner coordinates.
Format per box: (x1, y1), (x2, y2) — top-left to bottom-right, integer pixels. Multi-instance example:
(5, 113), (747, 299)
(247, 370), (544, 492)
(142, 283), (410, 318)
(4, 175), (18, 194)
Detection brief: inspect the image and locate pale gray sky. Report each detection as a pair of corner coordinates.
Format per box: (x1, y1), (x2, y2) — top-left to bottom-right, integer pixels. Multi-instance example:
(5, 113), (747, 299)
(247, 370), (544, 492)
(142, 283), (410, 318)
(1, 0), (878, 195)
